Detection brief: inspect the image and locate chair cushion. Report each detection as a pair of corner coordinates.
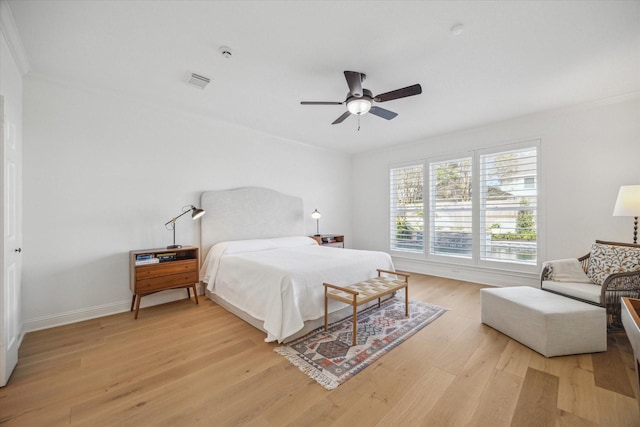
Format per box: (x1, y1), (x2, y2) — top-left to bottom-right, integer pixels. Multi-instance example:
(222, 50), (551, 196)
(543, 258), (592, 283)
(587, 242), (640, 285)
(541, 280), (602, 304)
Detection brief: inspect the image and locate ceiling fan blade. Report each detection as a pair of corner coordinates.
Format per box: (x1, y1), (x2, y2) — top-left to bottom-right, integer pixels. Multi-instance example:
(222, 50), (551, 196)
(332, 111), (352, 125)
(374, 84), (422, 102)
(301, 101), (343, 105)
(369, 106), (398, 120)
(344, 71), (364, 97)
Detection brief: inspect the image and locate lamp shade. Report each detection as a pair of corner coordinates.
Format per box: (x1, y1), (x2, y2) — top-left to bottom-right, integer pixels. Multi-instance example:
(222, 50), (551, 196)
(191, 207), (205, 220)
(311, 209), (321, 219)
(613, 185), (640, 216)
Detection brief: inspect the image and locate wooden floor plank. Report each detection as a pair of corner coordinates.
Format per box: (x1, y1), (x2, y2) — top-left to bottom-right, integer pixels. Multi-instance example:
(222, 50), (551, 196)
(592, 334), (636, 398)
(467, 370), (523, 427)
(374, 366), (455, 427)
(511, 367), (560, 427)
(424, 325), (510, 425)
(594, 387), (640, 427)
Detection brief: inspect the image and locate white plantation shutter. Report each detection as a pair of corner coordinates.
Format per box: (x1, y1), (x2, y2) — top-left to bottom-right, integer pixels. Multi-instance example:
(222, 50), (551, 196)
(390, 164), (424, 253)
(389, 141), (540, 269)
(480, 146), (538, 264)
(428, 157), (473, 258)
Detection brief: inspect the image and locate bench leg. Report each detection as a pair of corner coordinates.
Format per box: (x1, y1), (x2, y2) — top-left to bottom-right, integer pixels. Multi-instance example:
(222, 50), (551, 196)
(352, 303), (357, 346)
(324, 294), (328, 331)
(405, 286), (409, 316)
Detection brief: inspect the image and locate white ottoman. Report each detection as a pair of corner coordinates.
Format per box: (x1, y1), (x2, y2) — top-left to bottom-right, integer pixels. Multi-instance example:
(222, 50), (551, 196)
(481, 286), (606, 357)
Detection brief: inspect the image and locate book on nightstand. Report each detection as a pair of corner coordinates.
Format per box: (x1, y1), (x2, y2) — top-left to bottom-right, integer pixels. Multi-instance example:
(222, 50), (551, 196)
(135, 258), (159, 266)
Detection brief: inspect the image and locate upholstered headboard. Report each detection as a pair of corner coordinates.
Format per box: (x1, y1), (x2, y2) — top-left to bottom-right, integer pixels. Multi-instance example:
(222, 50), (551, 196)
(200, 187), (305, 255)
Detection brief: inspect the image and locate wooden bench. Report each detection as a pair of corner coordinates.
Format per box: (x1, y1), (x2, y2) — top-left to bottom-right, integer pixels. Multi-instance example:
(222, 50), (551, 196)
(323, 269), (410, 346)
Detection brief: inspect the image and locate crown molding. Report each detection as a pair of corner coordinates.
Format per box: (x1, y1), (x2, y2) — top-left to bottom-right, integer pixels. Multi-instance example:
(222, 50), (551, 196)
(0, 0), (31, 75)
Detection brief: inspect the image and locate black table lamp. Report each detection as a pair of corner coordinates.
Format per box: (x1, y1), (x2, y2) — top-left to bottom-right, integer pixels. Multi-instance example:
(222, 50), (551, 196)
(165, 205), (205, 249)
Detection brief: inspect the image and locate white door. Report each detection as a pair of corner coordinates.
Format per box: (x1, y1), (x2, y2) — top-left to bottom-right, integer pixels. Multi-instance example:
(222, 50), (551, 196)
(0, 95), (22, 387)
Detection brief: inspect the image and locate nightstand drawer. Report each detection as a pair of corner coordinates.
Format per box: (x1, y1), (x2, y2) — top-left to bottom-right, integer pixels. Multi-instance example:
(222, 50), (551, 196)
(136, 259), (198, 280)
(135, 270), (199, 293)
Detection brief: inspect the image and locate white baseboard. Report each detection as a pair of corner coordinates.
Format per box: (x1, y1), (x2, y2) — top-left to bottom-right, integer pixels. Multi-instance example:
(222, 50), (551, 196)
(22, 289), (191, 333)
(393, 257), (540, 288)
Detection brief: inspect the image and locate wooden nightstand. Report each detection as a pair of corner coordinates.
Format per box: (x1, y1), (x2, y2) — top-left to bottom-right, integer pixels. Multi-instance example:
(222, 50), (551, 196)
(129, 246), (200, 318)
(310, 234), (344, 248)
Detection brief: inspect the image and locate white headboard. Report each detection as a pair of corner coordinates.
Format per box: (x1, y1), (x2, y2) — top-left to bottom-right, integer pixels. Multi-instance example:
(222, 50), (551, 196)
(200, 187), (305, 255)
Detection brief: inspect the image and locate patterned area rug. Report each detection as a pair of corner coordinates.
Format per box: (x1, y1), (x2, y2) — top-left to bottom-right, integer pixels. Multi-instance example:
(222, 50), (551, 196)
(274, 297), (448, 390)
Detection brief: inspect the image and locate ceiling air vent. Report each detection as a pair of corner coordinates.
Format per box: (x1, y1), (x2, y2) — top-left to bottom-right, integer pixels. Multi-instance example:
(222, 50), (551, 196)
(185, 72), (211, 90)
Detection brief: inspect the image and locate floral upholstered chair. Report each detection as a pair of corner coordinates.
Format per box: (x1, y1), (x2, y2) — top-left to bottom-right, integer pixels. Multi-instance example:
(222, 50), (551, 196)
(540, 240), (640, 329)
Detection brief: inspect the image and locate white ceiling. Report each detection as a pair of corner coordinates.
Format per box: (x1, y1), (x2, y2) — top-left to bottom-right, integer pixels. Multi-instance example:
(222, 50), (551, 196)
(7, 0), (640, 154)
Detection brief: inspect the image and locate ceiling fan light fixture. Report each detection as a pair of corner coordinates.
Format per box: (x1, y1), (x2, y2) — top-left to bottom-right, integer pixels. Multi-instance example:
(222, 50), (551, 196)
(347, 98), (371, 115)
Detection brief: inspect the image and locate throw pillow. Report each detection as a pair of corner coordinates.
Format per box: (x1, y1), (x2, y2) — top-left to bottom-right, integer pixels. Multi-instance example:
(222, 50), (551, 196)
(587, 242), (640, 285)
(544, 258), (592, 283)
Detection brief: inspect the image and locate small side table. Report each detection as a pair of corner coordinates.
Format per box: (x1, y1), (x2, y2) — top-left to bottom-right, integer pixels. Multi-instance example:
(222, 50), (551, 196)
(129, 246), (200, 318)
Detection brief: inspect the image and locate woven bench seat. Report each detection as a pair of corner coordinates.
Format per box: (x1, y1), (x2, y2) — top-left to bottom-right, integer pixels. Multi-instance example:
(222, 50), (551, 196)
(323, 269), (409, 345)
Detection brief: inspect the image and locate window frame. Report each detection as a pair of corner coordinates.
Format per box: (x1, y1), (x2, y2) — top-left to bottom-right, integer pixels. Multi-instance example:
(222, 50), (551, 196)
(426, 152), (476, 265)
(389, 139), (542, 273)
(389, 161), (426, 258)
(476, 140), (541, 272)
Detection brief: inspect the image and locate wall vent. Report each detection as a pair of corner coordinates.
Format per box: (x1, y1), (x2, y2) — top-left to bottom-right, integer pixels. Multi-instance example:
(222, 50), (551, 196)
(185, 72), (211, 90)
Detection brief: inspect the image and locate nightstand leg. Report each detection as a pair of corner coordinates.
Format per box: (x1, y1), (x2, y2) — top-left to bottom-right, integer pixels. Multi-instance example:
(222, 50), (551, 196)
(134, 294), (142, 319)
(130, 294), (136, 312)
(192, 284), (199, 304)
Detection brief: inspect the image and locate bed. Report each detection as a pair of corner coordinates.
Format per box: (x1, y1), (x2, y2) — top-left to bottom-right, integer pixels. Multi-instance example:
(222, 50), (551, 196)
(199, 187), (395, 342)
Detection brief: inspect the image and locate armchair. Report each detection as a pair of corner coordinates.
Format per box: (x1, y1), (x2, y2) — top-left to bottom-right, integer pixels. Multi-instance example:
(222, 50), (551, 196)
(541, 240), (640, 329)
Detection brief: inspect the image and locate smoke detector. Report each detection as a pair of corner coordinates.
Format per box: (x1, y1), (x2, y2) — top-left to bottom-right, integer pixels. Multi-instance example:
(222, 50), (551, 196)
(219, 46), (232, 59)
(185, 72), (211, 90)
(450, 23), (464, 36)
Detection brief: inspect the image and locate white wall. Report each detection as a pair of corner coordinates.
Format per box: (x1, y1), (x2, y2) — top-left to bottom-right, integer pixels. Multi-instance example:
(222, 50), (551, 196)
(352, 95), (640, 286)
(21, 75), (352, 331)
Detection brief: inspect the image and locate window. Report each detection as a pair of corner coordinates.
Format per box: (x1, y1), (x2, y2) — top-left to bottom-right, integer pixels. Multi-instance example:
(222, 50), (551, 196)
(390, 140), (539, 268)
(480, 146), (538, 264)
(389, 164), (424, 253)
(429, 157), (473, 258)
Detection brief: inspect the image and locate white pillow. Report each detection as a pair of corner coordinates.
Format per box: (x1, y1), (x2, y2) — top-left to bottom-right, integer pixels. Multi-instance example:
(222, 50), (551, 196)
(544, 258), (592, 283)
(222, 236), (317, 255)
(223, 239), (277, 255)
(270, 236), (318, 248)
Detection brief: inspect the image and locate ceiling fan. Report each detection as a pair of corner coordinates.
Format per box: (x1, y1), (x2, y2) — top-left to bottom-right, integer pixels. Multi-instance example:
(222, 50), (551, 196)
(301, 71), (422, 125)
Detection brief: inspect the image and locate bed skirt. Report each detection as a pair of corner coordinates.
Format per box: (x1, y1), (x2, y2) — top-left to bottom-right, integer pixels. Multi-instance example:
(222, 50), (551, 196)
(205, 289), (387, 343)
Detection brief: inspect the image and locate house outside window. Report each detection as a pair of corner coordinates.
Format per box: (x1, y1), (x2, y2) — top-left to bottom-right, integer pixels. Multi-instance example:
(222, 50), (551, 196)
(390, 140), (540, 269)
(389, 164), (424, 253)
(429, 156), (473, 258)
(480, 146), (538, 265)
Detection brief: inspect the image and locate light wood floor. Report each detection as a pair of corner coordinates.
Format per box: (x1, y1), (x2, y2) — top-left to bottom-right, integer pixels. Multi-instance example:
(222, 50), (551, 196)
(1, 274), (639, 426)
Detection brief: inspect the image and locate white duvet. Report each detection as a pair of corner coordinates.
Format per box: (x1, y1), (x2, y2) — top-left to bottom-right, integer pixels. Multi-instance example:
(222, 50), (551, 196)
(200, 236), (394, 342)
